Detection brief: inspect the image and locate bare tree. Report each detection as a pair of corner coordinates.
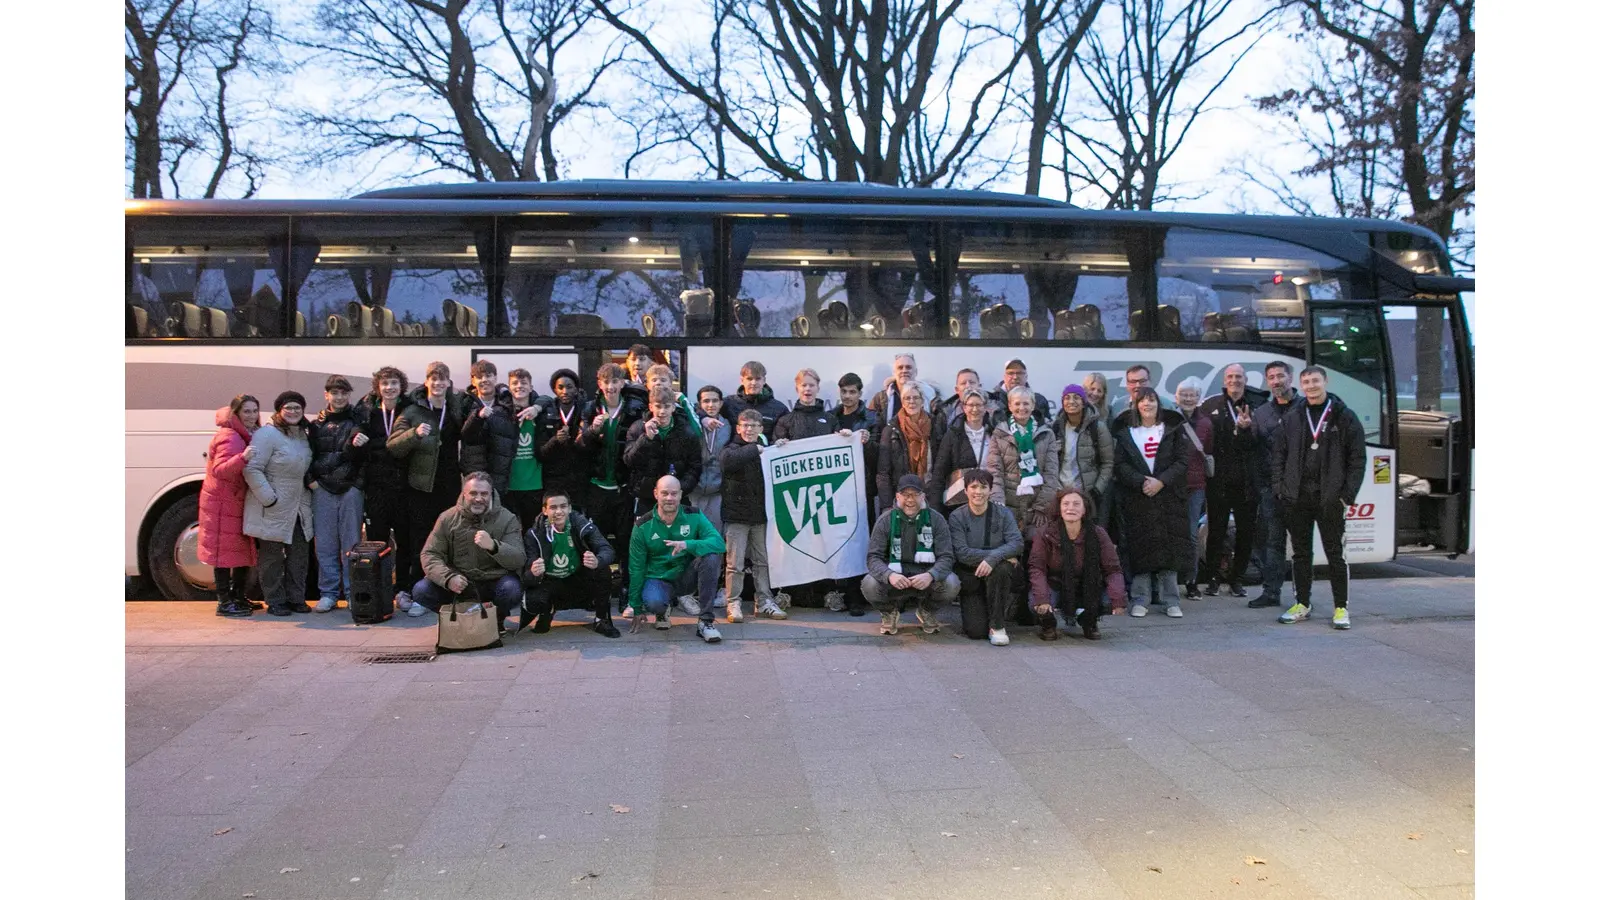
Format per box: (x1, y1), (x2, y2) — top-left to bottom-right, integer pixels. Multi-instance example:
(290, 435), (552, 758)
(592, 0), (1039, 187)
(296, 0), (625, 183)
(1062, 0), (1271, 209)
(127, 0), (276, 198)
(1006, 0), (1105, 198)
(1252, 0), (1473, 262)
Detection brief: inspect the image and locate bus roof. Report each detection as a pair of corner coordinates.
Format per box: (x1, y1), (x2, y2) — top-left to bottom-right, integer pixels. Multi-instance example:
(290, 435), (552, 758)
(124, 180), (1448, 250)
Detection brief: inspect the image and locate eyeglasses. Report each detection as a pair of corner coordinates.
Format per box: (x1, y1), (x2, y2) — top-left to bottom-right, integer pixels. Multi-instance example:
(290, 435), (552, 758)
(280, 404), (303, 411)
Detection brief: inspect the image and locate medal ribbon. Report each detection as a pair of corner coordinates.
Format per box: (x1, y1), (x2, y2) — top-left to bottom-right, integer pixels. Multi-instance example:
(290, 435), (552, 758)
(1306, 404), (1332, 447)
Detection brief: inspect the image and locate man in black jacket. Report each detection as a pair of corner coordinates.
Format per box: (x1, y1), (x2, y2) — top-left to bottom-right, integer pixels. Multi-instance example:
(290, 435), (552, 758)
(520, 489), (619, 637)
(722, 360), (789, 441)
(579, 363), (646, 611)
(989, 359), (1051, 426)
(623, 388), (702, 518)
(309, 375), (367, 612)
(351, 367), (414, 608)
(1248, 360), (1299, 608)
(1271, 365), (1366, 630)
(1198, 363), (1270, 597)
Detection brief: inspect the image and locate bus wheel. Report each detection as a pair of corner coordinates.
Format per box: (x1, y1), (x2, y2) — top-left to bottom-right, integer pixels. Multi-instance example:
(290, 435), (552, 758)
(147, 495), (213, 600)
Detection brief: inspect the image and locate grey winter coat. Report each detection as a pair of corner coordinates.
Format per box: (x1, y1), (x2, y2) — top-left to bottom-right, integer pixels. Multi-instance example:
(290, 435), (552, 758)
(864, 505), (955, 584)
(1053, 408), (1114, 499)
(983, 419), (1061, 526)
(243, 422), (316, 543)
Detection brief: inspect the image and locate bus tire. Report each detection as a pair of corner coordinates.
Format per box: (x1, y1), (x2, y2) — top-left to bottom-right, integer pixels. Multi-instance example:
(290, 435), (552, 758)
(147, 494), (212, 601)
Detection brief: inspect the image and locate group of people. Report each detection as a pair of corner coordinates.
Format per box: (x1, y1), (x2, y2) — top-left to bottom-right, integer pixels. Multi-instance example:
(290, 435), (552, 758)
(195, 344), (1365, 647)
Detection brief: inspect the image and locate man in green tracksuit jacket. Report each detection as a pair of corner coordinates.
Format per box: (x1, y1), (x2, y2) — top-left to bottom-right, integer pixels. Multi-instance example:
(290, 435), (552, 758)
(628, 475), (727, 643)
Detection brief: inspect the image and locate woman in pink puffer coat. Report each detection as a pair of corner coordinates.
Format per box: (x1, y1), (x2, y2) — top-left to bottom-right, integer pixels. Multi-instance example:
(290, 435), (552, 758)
(200, 394), (259, 617)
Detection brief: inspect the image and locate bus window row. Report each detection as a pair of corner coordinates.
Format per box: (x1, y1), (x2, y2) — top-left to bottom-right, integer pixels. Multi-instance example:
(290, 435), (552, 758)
(127, 215), (1362, 348)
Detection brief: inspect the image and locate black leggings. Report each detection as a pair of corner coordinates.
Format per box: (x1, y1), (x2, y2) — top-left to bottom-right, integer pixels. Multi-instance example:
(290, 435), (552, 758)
(213, 566), (250, 596)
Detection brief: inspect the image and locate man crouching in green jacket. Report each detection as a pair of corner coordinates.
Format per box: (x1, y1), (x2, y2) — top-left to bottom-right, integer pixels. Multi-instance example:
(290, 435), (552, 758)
(407, 471), (527, 634)
(628, 475), (727, 642)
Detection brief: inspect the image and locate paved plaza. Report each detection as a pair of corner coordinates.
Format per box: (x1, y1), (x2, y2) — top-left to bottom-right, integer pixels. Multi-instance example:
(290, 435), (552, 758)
(126, 558), (1474, 899)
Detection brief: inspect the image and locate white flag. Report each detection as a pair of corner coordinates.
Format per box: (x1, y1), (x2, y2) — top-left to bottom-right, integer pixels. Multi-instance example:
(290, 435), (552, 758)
(762, 433), (869, 587)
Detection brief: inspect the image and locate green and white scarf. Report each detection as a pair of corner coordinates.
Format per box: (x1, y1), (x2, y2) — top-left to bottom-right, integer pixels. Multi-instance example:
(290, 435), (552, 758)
(546, 525), (576, 579)
(1011, 418), (1043, 495)
(888, 507), (935, 572)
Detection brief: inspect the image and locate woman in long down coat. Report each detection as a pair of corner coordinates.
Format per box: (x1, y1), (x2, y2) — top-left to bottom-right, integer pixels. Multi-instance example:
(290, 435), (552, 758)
(244, 391), (317, 617)
(200, 394), (260, 618)
(1111, 386), (1193, 619)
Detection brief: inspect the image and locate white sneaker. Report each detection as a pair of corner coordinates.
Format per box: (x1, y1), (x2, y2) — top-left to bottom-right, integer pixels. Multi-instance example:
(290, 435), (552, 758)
(823, 591), (847, 611)
(395, 591), (413, 611)
(727, 599), (744, 623)
(988, 628), (1010, 646)
(1166, 605), (1183, 618)
(678, 594), (702, 617)
(406, 601), (429, 618)
(654, 611), (671, 630)
(1129, 605), (1148, 618)
(880, 610), (900, 635)
(758, 599), (788, 619)
(315, 595), (337, 613)
(620, 605), (635, 619)
(712, 589), (727, 609)
(697, 622), (722, 643)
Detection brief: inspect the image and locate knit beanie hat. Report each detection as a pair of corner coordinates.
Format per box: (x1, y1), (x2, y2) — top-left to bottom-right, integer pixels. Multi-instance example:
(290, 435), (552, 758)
(1061, 384), (1088, 400)
(274, 390), (307, 412)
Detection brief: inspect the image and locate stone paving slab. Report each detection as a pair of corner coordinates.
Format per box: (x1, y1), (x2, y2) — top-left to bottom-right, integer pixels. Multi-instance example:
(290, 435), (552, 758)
(127, 571), (1473, 899)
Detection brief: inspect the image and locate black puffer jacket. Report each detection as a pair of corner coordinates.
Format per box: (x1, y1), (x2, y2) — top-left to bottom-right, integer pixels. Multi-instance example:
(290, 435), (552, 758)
(1270, 393), (1365, 507)
(724, 385), (788, 441)
(521, 511), (616, 588)
(307, 404), (367, 494)
(774, 400), (838, 441)
(1111, 409), (1193, 575)
(578, 393), (646, 487)
(719, 433), (767, 524)
(988, 387), (1052, 426)
(622, 411), (701, 510)
(461, 388), (543, 493)
(536, 399), (591, 494)
(349, 392), (413, 495)
(876, 411), (947, 514)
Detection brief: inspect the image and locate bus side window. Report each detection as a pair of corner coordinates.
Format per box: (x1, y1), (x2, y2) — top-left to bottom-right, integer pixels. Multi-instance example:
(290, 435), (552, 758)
(127, 216), (288, 339)
(951, 222), (1132, 341)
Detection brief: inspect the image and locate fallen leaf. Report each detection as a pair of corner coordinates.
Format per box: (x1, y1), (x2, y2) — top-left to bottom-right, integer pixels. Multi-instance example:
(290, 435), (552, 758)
(571, 872), (600, 883)
(213, 827), (233, 836)
(1406, 832), (1424, 841)
(1455, 848), (1469, 855)
(1257, 875), (1268, 881)
(940, 832), (958, 838)
(609, 804), (630, 814)
(279, 867), (300, 874)
(492, 843), (507, 850)
(1245, 856), (1267, 866)
(1146, 866), (1162, 874)
(291, 731), (309, 737)
(952, 753), (965, 759)
(242, 894), (257, 898)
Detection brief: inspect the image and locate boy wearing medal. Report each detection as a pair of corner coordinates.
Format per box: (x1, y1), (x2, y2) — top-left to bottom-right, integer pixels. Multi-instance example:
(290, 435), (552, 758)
(536, 368), (590, 516)
(1271, 365), (1365, 629)
(579, 363), (646, 612)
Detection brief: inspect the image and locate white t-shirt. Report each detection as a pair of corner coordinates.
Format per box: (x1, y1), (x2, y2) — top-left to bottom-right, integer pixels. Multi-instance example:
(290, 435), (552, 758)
(1129, 424), (1164, 473)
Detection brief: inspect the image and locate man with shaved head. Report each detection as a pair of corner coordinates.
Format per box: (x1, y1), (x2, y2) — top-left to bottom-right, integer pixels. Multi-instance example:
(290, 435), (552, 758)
(627, 475), (727, 642)
(1197, 363), (1270, 597)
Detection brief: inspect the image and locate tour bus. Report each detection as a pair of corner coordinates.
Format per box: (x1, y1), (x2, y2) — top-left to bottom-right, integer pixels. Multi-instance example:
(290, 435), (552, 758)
(126, 180), (1474, 599)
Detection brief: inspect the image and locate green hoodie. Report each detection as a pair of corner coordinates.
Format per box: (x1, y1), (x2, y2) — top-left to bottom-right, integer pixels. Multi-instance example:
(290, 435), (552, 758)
(627, 505), (727, 611)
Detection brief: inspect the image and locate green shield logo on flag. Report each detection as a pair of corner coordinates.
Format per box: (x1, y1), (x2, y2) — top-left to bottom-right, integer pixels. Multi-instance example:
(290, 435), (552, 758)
(769, 442), (860, 565)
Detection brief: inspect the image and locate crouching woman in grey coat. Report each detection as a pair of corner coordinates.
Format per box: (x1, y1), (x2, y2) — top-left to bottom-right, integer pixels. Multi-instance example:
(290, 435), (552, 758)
(244, 391), (317, 616)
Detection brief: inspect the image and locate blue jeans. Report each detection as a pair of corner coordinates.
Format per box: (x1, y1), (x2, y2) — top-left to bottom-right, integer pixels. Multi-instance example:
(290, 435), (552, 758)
(1257, 485), (1287, 602)
(312, 486), (364, 597)
(641, 554), (724, 625)
(411, 573), (524, 629)
(1184, 489), (1206, 584)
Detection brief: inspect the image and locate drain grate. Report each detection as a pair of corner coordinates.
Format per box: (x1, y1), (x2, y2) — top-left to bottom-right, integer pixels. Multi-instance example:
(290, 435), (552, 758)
(361, 651), (436, 664)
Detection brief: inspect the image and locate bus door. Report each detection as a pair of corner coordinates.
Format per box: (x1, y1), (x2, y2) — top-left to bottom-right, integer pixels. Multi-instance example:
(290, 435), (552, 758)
(1306, 304), (1395, 562)
(1382, 302), (1472, 555)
